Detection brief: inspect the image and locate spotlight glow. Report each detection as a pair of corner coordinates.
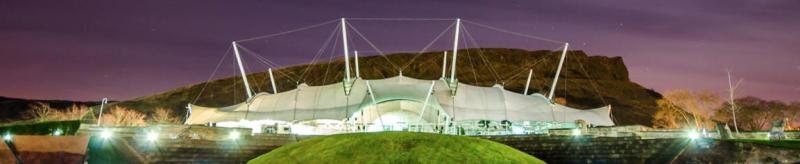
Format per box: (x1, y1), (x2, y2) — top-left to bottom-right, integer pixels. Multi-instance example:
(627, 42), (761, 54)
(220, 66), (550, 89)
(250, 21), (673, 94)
(229, 131), (240, 140)
(571, 129), (582, 136)
(100, 129), (113, 139)
(53, 129), (63, 136)
(146, 131), (159, 141)
(3, 133), (11, 141)
(688, 131), (700, 139)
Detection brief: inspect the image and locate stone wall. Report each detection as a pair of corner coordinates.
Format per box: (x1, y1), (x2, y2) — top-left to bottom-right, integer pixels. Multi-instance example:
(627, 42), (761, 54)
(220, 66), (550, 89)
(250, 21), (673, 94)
(481, 135), (687, 163)
(79, 125), (294, 163)
(74, 124), (800, 163)
(549, 125), (800, 140)
(675, 139), (800, 163)
(483, 134), (800, 163)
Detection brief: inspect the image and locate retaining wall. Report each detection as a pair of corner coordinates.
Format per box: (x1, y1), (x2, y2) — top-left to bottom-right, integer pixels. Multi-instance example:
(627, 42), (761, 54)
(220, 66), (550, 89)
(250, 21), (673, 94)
(482, 135), (687, 163)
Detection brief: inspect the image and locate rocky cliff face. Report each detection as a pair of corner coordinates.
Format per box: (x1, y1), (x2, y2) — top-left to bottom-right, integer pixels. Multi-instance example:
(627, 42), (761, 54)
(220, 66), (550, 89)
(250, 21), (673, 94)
(114, 48), (662, 126)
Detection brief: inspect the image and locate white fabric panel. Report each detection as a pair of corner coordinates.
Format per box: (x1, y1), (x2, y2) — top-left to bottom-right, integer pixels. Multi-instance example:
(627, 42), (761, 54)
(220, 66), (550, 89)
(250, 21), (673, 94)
(446, 84), (507, 121)
(185, 75), (615, 126)
(502, 91), (558, 121)
(185, 103), (247, 124)
(369, 76), (432, 102)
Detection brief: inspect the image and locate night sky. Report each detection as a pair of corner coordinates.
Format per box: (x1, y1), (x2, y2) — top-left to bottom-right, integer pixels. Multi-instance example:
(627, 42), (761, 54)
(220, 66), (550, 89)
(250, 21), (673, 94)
(1, 0), (798, 102)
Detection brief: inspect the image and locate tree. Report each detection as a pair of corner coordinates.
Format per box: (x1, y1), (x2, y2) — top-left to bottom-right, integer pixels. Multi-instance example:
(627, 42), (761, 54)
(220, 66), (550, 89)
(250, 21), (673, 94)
(714, 97), (786, 131)
(27, 102), (52, 122)
(101, 106), (146, 126)
(151, 107), (180, 124)
(653, 99), (692, 129)
(725, 70), (743, 133)
(662, 90), (722, 130)
(784, 102), (800, 130)
(49, 105), (90, 121)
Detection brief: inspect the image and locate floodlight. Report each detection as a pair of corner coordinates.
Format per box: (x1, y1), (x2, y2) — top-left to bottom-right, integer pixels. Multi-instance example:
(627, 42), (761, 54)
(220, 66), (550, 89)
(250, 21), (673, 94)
(688, 131), (700, 139)
(146, 131), (159, 141)
(229, 131), (240, 140)
(572, 128), (581, 136)
(53, 129), (63, 136)
(100, 129), (113, 139)
(3, 133), (11, 141)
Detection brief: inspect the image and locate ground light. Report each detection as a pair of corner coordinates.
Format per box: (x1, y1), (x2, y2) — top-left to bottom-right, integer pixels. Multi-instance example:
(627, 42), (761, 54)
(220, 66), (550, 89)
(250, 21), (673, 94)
(146, 131), (159, 141)
(53, 129), (63, 136)
(100, 129), (113, 139)
(3, 133), (11, 141)
(229, 131), (240, 140)
(572, 128), (581, 136)
(688, 131), (700, 139)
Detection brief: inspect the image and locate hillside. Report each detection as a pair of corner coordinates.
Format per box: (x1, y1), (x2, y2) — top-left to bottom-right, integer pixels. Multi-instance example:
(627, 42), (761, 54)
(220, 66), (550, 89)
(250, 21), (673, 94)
(0, 96), (102, 123)
(111, 48), (662, 126)
(249, 132), (544, 163)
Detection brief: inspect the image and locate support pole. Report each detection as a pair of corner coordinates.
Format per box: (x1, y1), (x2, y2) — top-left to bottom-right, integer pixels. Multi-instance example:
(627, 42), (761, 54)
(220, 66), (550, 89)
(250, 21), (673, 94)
(341, 18), (352, 82)
(185, 104), (191, 124)
(547, 43), (569, 101)
(355, 51), (361, 78)
(96, 98), (108, 126)
(269, 68), (278, 94)
(524, 69), (533, 95)
(232, 41), (254, 99)
(418, 81), (437, 122)
(365, 81), (383, 127)
(449, 18), (461, 85)
(441, 51), (448, 79)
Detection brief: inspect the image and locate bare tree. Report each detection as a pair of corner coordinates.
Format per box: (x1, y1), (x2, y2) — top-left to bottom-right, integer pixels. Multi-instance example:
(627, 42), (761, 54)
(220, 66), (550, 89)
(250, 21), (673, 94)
(101, 106), (146, 126)
(663, 90), (722, 130)
(151, 107), (180, 124)
(726, 70), (743, 133)
(27, 102), (52, 122)
(784, 102), (800, 130)
(49, 105), (90, 121)
(653, 99), (692, 129)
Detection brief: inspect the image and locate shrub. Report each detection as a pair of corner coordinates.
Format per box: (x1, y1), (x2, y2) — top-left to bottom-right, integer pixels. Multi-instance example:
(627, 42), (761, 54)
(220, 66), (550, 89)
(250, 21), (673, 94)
(49, 105), (90, 121)
(100, 106), (146, 126)
(0, 120), (81, 135)
(151, 107), (180, 124)
(26, 102), (52, 122)
(26, 103), (90, 122)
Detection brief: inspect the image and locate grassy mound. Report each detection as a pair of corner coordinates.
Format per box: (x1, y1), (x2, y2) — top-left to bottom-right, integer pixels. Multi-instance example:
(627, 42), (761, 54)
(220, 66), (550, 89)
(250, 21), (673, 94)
(249, 132), (544, 164)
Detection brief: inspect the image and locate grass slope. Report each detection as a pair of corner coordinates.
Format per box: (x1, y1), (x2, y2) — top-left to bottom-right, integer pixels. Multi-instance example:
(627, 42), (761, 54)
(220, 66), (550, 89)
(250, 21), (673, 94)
(249, 132), (544, 164)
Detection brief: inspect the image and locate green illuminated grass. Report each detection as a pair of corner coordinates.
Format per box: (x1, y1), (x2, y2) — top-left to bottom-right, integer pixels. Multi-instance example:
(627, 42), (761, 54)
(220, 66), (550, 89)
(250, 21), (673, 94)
(249, 132), (544, 164)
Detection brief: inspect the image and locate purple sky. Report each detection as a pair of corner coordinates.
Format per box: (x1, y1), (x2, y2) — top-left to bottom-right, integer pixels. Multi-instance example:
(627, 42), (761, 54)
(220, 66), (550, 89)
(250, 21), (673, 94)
(1, 0), (798, 102)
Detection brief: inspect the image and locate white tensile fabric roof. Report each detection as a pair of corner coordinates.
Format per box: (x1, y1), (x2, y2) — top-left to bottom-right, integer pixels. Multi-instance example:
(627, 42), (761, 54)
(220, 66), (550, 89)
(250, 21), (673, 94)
(185, 76), (615, 126)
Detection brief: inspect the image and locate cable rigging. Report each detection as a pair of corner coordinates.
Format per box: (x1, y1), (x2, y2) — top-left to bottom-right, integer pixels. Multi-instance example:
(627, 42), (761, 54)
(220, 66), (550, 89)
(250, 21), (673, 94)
(235, 19), (339, 43)
(398, 22), (456, 72)
(192, 46), (232, 104)
(461, 20), (565, 44)
(345, 22), (402, 72)
(461, 25), (503, 85)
